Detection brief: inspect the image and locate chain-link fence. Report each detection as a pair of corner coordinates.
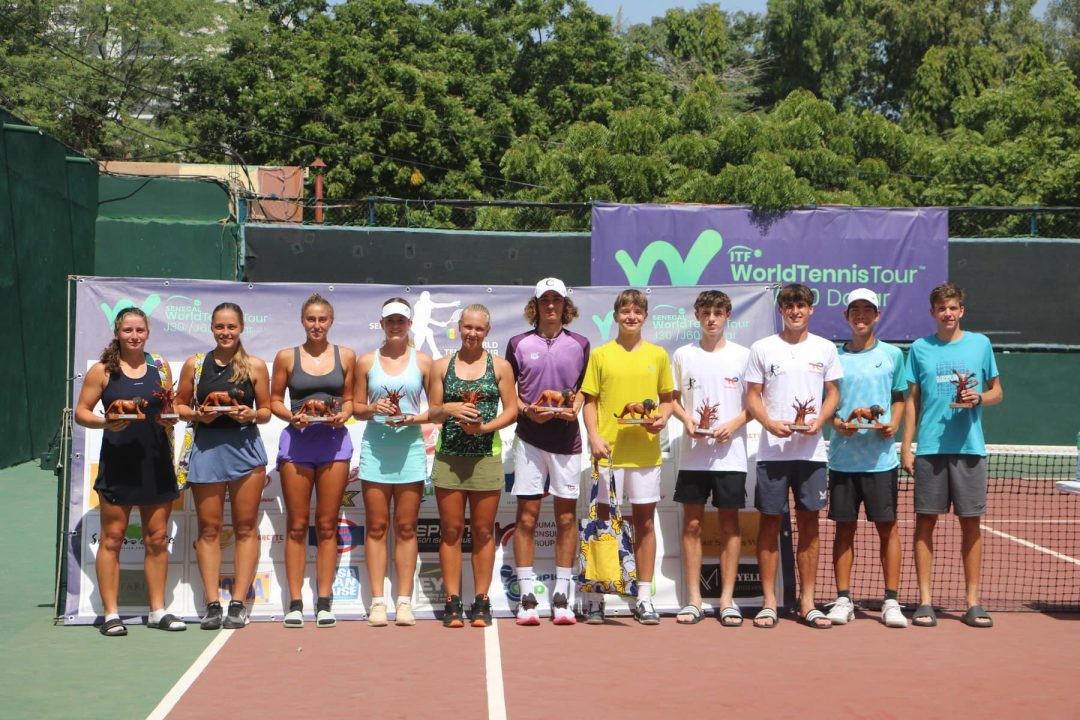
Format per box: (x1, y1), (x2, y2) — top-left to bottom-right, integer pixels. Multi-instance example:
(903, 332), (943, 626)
(244, 196), (1080, 238)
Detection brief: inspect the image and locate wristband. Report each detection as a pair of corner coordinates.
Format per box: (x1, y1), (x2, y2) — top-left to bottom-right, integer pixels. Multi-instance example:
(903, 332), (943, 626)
(974, 393), (983, 406)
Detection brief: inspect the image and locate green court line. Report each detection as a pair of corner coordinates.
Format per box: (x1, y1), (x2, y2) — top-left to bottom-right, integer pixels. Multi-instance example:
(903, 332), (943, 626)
(0, 462), (214, 719)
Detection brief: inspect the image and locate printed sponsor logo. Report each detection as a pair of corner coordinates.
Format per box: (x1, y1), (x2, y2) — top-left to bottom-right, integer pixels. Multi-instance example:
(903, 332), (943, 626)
(341, 490), (360, 507)
(723, 375), (739, 388)
(332, 566), (362, 601)
(99, 295), (162, 326)
(808, 361), (824, 373)
(500, 564), (554, 604)
(700, 562), (762, 599)
(158, 295), (271, 335)
(117, 569), (149, 606)
(615, 229), (724, 286)
(308, 518), (364, 553)
(417, 561), (447, 604)
(416, 518), (472, 553)
(89, 523), (176, 552)
(219, 571), (273, 603)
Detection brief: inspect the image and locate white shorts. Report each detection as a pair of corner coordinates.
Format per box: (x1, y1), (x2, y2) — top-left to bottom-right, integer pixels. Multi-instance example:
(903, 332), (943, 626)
(594, 465), (662, 506)
(511, 438), (581, 500)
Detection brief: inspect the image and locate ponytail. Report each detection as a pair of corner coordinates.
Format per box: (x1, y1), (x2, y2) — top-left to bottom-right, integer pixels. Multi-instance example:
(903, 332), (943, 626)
(230, 339), (253, 385)
(99, 339), (122, 375)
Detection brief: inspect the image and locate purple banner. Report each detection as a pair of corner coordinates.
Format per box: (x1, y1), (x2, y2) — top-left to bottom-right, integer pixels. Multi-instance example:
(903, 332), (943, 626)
(591, 204), (948, 341)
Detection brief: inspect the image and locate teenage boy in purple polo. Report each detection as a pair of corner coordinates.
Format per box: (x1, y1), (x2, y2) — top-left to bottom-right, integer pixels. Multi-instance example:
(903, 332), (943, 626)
(506, 278), (590, 625)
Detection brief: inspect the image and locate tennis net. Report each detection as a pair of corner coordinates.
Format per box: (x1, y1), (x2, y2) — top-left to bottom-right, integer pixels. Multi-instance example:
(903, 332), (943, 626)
(801, 444), (1080, 613)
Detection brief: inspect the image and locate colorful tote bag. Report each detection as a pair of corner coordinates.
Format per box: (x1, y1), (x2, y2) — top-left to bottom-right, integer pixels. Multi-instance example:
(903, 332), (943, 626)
(174, 353), (204, 490)
(577, 461), (638, 597)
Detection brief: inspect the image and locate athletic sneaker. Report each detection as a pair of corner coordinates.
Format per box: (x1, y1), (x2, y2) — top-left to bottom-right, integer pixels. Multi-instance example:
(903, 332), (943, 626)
(395, 601), (416, 627)
(585, 598), (605, 625)
(516, 592), (540, 626)
(443, 595), (464, 628)
(367, 603), (388, 627)
(200, 601), (223, 630)
(471, 594), (493, 628)
(881, 599), (908, 628)
(551, 592), (576, 625)
(223, 601), (248, 629)
(826, 596), (855, 625)
(635, 599), (660, 625)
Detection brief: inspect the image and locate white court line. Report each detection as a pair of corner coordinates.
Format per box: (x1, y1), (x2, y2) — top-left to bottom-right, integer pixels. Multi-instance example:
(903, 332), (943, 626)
(981, 519), (1080, 524)
(980, 524), (1080, 567)
(484, 619), (507, 720)
(146, 628), (234, 720)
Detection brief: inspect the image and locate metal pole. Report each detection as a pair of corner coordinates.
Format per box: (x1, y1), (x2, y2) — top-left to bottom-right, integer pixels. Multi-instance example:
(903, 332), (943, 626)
(311, 157), (326, 224)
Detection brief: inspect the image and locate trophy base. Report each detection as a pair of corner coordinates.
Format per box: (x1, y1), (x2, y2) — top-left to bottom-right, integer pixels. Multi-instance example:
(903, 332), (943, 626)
(107, 414), (143, 421)
(786, 423), (811, 431)
(159, 413), (179, 420)
(303, 416), (334, 423)
(204, 406), (237, 413)
(693, 427), (717, 436)
(617, 418), (652, 425)
(949, 402), (974, 409)
(841, 421), (885, 430)
(385, 415), (406, 423)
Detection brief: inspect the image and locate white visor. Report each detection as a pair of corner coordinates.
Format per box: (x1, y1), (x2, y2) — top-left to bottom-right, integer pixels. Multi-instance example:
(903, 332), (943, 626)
(381, 301), (412, 319)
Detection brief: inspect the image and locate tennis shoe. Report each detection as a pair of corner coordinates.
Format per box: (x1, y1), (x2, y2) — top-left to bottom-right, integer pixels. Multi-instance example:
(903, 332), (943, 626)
(635, 599), (660, 625)
(395, 601), (416, 626)
(223, 601), (248, 629)
(367, 602), (388, 627)
(443, 595), (464, 628)
(516, 592), (540, 626)
(585, 598), (605, 625)
(200, 601), (223, 630)
(471, 594), (493, 628)
(881, 599), (908, 628)
(551, 592), (576, 625)
(826, 596), (855, 625)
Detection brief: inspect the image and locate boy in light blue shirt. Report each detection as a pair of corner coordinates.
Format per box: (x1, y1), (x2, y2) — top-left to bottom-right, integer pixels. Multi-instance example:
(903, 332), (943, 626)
(825, 288), (907, 628)
(901, 283), (1002, 629)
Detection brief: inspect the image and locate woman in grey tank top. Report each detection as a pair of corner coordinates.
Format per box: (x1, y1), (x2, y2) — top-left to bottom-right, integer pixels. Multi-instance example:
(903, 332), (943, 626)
(270, 293), (356, 628)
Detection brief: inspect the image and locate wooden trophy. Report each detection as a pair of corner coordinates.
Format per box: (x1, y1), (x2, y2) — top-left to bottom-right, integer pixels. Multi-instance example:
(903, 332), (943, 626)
(297, 397), (340, 423)
(531, 389), (576, 417)
(786, 397), (816, 432)
(841, 404), (886, 430)
(693, 398), (720, 436)
(104, 397), (148, 421)
(949, 370), (978, 409)
(382, 385), (407, 423)
(615, 398), (657, 425)
(202, 388), (246, 413)
(460, 389), (484, 424)
(154, 384), (179, 420)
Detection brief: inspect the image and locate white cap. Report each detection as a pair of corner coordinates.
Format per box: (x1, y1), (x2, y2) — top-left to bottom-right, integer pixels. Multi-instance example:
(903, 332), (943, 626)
(845, 287), (880, 309)
(534, 277), (568, 298)
(381, 301), (412, 319)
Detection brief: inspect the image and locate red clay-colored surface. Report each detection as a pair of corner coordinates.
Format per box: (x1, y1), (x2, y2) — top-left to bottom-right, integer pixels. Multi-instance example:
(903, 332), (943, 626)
(166, 613), (1078, 720)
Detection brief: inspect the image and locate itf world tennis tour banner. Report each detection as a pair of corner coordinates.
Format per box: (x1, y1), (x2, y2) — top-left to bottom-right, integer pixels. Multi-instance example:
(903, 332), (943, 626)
(591, 204), (948, 341)
(66, 277), (781, 624)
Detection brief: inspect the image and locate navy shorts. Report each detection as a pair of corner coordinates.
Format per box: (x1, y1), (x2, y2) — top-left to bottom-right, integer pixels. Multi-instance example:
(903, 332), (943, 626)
(828, 469), (898, 523)
(673, 470), (746, 509)
(754, 461), (828, 514)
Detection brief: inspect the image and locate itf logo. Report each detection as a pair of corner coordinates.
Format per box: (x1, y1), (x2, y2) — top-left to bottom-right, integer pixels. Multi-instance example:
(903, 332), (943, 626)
(99, 294), (161, 326)
(614, 229), (725, 286)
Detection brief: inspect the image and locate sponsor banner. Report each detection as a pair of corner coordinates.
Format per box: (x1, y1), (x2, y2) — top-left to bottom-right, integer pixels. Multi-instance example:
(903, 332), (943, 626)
(84, 514), (184, 566)
(218, 571), (275, 604)
(65, 277), (775, 623)
(591, 204), (947, 341)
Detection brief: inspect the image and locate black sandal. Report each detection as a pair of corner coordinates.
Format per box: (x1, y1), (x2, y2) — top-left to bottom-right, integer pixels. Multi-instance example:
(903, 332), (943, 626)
(99, 617), (127, 637)
(148, 613), (187, 631)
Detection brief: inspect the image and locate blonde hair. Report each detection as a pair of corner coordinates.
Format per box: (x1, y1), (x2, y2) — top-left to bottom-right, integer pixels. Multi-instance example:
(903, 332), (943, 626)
(212, 302), (252, 384)
(302, 292), (334, 319)
(460, 303), (491, 327)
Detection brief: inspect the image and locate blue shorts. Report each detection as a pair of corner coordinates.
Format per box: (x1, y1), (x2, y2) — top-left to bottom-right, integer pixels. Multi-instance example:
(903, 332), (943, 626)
(277, 424), (352, 469)
(754, 461), (828, 514)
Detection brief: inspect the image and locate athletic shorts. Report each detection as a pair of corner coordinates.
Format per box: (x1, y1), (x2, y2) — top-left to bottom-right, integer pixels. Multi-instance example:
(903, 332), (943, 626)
(188, 425), (268, 484)
(511, 438), (581, 500)
(754, 461), (828, 515)
(277, 424), (352, 469)
(594, 465), (662, 506)
(828, 469), (898, 523)
(673, 470), (746, 509)
(431, 453), (504, 492)
(914, 454), (987, 517)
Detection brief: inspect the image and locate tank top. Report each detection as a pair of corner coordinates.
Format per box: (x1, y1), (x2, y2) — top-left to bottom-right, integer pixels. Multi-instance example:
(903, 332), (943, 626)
(366, 348), (424, 425)
(438, 352), (500, 457)
(288, 345), (344, 414)
(196, 351), (257, 429)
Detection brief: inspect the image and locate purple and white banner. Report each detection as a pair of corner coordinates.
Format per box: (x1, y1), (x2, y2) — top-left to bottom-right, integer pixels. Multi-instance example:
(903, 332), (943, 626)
(66, 277), (779, 623)
(591, 204), (948, 341)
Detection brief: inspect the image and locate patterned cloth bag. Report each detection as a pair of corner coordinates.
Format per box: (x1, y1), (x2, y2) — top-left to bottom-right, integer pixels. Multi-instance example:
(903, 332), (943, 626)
(577, 460), (638, 597)
(173, 353), (204, 491)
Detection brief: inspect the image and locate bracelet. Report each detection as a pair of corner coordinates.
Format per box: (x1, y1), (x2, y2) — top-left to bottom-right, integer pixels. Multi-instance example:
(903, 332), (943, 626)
(974, 393), (983, 406)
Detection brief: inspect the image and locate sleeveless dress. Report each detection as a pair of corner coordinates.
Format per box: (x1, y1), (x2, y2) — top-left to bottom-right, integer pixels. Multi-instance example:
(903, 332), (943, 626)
(187, 352), (268, 484)
(431, 352), (504, 492)
(359, 348), (427, 484)
(277, 345), (353, 467)
(94, 362), (179, 505)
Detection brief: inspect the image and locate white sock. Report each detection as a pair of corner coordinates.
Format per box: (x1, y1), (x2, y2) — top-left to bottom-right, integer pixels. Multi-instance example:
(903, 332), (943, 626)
(517, 566), (536, 594)
(637, 584), (652, 602)
(371, 596), (386, 607)
(554, 566), (572, 597)
(105, 612), (120, 623)
(148, 608), (165, 624)
(397, 595), (411, 606)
